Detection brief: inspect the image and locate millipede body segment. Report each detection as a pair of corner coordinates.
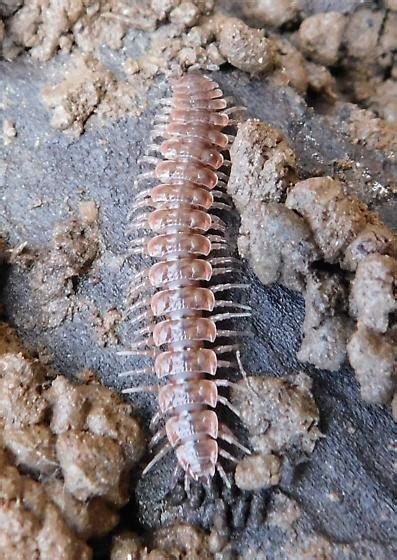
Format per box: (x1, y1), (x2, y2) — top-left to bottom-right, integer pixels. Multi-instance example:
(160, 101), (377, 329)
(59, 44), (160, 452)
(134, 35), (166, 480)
(125, 71), (249, 483)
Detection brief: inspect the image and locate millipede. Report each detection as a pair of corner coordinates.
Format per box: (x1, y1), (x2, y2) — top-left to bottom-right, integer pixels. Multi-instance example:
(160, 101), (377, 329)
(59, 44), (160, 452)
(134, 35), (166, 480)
(119, 70), (250, 485)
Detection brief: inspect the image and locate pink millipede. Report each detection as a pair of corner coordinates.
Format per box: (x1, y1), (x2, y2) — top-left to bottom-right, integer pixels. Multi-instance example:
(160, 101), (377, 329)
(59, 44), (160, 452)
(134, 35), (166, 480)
(122, 71), (250, 484)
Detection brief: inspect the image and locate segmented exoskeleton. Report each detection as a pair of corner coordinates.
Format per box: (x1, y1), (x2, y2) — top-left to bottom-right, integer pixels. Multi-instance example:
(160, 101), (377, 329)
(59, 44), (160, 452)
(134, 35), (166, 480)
(120, 71), (250, 484)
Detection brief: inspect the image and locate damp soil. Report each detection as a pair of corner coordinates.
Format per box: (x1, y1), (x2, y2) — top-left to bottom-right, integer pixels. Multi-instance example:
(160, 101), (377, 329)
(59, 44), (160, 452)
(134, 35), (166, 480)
(0, 1), (396, 559)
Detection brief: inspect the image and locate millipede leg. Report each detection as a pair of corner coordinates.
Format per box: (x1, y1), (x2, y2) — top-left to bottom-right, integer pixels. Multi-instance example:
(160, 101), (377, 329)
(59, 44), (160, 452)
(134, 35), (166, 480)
(219, 424), (251, 455)
(215, 379), (241, 389)
(216, 463), (232, 489)
(212, 283), (249, 293)
(127, 216), (149, 231)
(153, 98), (172, 107)
(126, 296), (151, 311)
(127, 283), (151, 301)
(211, 202), (234, 211)
(130, 324), (153, 338)
(134, 188), (153, 200)
(212, 267), (237, 277)
(213, 344), (240, 355)
(142, 442), (173, 476)
(216, 360), (234, 368)
(117, 349), (157, 358)
(212, 190), (232, 202)
(215, 301), (251, 311)
(209, 257), (239, 266)
(135, 170), (155, 183)
(127, 309), (154, 326)
(212, 311), (251, 322)
(217, 330), (252, 339)
(208, 234), (228, 245)
(137, 155), (160, 166)
(210, 216), (227, 233)
(146, 143), (161, 154)
(224, 106), (247, 115)
(118, 366), (155, 378)
(122, 384), (158, 395)
(184, 472), (191, 495)
(218, 395), (242, 418)
(216, 171), (229, 182)
(126, 338), (152, 352)
(219, 448), (239, 464)
(149, 426), (167, 449)
(211, 244), (229, 252)
(235, 350), (259, 395)
(128, 199), (152, 216)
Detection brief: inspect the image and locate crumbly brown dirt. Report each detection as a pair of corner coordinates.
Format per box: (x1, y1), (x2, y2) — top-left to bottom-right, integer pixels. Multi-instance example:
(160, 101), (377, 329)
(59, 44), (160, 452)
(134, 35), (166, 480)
(228, 119), (296, 207)
(41, 53), (137, 138)
(298, 271), (354, 371)
(0, 347), (145, 555)
(1, 0), (396, 136)
(286, 176), (397, 270)
(286, 177), (372, 265)
(11, 210), (99, 328)
(350, 254), (397, 333)
(228, 118), (396, 396)
(231, 372), (321, 459)
(217, 16), (275, 74)
(238, 202), (319, 292)
(0, 448), (92, 560)
(111, 523), (229, 560)
(234, 452), (281, 491)
(330, 103), (397, 154)
(228, 119), (397, 402)
(243, 0), (301, 28)
(298, 12), (347, 67)
(347, 325), (396, 404)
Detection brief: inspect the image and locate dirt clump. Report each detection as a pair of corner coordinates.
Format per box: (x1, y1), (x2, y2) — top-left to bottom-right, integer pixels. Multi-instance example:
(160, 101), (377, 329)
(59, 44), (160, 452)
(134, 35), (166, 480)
(238, 202), (319, 292)
(42, 52), (140, 137)
(217, 17), (275, 74)
(0, 350), (145, 550)
(344, 8), (384, 63)
(347, 325), (396, 405)
(2, 118), (16, 145)
(350, 254), (397, 333)
(298, 12), (347, 67)
(243, 0), (301, 28)
(111, 523), (227, 559)
(228, 119), (296, 207)
(0, 448), (92, 559)
(13, 212), (100, 328)
(372, 79), (397, 126)
(1, 0), (155, 61)
(231, 371), (321, 461)
(285, 176), (395, 269)
(298, 271), (354, 371)
(56, 430), (129, 506)
(235, 452), (281, 491)
(44, 479), (119, 540)
(228, 117), (397, 396)
(0, 353), (47, 429)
